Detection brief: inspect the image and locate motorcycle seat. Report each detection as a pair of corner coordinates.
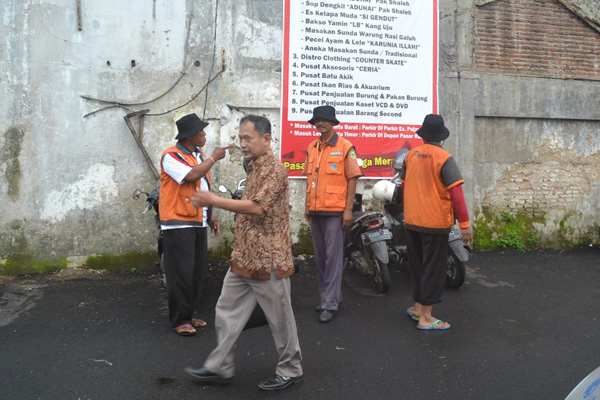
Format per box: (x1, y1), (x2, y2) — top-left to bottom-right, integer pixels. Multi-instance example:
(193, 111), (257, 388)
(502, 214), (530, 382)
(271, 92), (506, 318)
(353, 212), (380, 224)
(352, 211), (365, 219)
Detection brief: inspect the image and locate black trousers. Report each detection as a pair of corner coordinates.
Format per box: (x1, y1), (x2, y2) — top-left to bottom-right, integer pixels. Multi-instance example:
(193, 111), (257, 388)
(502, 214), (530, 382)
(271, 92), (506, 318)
(162, 227), (208, 327)
(406, 229), (449, 306)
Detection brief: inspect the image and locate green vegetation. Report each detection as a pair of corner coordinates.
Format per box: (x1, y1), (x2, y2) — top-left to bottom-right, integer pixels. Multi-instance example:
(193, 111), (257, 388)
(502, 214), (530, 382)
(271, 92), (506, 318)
(208, 236), (234, 263)
(0, 220), (67, 275)
(474, 207), (599, 250)
(473, 207), (543, 250)
(0, 256), (67, 275)
(86, 251), (158, 272)
(293, 223), (314, 256)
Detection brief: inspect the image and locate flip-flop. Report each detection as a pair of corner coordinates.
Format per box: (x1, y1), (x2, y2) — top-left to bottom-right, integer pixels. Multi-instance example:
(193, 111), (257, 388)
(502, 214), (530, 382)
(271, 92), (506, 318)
(174, 323), (196, 336)
(191, 318), (207, 328)
(406, 307), (420, 322)
(417, 319), (451, 330)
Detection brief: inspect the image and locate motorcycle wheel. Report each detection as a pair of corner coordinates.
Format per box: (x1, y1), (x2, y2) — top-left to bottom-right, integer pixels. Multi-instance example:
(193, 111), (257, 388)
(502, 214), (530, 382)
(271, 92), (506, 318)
(370, 257), (390, 294)
(446, 252), (465, 288)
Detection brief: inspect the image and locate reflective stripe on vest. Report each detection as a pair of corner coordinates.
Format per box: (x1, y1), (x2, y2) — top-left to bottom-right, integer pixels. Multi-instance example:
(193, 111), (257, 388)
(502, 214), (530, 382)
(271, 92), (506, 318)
(305, 136), (353, 212)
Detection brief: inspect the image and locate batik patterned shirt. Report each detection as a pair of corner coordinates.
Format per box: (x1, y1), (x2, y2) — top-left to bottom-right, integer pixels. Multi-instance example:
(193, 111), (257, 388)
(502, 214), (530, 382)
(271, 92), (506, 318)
(230, 149), (294, 280)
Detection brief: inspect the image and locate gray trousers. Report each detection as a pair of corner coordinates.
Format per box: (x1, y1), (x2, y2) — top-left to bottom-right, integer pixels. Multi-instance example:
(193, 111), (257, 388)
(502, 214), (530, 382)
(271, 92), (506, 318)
(310, 215), (344, 311)
(203, 269), (303, 379)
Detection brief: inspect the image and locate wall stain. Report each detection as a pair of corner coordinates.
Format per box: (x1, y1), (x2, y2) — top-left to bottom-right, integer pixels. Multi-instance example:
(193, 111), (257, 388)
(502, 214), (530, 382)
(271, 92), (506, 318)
(2, 127), (24, 201)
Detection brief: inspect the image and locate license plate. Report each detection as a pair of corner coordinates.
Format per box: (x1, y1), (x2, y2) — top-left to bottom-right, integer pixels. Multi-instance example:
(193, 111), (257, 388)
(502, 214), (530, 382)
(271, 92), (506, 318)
(361, 229), (392, 245)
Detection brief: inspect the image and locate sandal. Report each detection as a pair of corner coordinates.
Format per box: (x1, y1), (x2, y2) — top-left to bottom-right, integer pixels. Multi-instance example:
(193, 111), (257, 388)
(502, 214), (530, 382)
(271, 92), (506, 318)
(191, 318), (207, 328)
(174, 323), (196, 336)
(417, 319), (451, 330)
(406, 307), (420, 322)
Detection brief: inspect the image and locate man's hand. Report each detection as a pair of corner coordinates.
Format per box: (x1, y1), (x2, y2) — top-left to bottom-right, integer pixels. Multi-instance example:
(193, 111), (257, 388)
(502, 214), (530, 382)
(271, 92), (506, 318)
(192, 190), (217, 208)
(211, 145), (234, 161)
(342, 209), (353, 229)
(210, 214), (220, 236)
(460, 226), (473, 245)
(304, 206), (310, 223)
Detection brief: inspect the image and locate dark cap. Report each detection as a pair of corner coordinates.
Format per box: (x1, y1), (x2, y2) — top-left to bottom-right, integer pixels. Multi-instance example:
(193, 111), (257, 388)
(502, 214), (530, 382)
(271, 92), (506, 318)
(175, 113), (209, 140)
(308, 105), (340, 125)
(416, 114), (450, 142)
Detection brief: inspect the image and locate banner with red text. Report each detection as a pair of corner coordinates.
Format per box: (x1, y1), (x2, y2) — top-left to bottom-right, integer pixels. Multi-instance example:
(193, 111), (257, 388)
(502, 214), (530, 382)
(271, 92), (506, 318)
(281, 0), (439, 177)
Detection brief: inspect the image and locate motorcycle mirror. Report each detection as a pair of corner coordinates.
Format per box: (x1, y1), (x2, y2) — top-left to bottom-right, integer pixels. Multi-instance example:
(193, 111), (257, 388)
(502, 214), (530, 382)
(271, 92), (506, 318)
(356, 158), (364, 167)
(218, 185), (229, 193)
(393, 149), (409, 171)
(132, 189), (142, 200)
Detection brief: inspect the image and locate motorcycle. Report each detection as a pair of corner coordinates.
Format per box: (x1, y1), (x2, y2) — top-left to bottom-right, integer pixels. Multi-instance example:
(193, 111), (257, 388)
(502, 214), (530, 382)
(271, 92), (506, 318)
(343, 193), (393, 293)
(132, 186), (166, 288)
(373, 148), (469, 288)
(218, 178), (246, 202)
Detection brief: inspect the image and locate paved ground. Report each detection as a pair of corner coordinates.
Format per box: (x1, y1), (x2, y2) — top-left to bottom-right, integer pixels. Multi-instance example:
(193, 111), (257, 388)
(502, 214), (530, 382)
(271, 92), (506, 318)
(1, 247), (599, 400)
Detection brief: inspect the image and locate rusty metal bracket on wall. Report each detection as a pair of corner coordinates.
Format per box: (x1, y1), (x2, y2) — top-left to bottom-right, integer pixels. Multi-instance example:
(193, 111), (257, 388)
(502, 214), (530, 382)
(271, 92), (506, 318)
(76, 0), (82, 30)
(123, 110), (160, 180)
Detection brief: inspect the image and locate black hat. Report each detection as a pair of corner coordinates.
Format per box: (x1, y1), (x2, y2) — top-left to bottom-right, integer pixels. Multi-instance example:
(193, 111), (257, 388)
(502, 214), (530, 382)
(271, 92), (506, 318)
(175, 113), (209, 140)
(308, 105), (339, 125)
(416, 114), (450, 142)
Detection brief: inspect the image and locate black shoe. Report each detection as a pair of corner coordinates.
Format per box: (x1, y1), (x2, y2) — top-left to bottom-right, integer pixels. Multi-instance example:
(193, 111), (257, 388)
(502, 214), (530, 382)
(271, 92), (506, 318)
(258, 374), (304, 391)
(316, 301), (342, 312)
(184, 367), (234, 385)
(319, 309), (335, 323)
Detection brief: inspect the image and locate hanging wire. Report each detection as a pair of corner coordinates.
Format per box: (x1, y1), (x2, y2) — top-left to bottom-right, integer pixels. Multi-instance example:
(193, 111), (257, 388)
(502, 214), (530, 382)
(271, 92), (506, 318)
(80, 71), (187, 108)
(145, 70), (223, 116)
(81, 6), (195, 110)
(83, 104), (135, 118)
(82, 1), (222, 119)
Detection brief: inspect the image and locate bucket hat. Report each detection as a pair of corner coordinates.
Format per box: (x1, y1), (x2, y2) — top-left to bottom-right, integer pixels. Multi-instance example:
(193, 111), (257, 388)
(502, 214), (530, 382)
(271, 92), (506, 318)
(308, 105), (340, 126)
(175, 113), (209, 140)
(416, 114), (450, 142)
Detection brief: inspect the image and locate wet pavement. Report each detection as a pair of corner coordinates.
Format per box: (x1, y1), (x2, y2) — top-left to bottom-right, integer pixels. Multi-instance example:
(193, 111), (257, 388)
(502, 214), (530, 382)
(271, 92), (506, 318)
(1, 247), (599, 400)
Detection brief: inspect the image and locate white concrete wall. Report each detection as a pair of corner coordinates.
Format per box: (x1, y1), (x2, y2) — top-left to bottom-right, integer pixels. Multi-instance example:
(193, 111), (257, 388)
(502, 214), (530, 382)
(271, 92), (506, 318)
(0, 0), (317, 266)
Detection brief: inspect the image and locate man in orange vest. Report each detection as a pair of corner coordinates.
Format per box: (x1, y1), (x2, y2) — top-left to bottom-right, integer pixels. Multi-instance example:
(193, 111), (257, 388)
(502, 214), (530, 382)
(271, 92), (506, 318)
(159, 113), (232, 336)
(400, 114), (473, 330)
(303, 105), (362, 323)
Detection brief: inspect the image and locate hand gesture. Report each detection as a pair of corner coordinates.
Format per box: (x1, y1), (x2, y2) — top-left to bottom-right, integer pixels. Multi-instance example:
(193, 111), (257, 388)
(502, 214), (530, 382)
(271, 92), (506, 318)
(192, 189), (217, 208)
(211, 145), (235, 161)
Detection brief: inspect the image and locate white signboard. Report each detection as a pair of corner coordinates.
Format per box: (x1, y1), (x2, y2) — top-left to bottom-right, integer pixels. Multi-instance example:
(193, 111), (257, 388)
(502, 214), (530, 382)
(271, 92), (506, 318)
(281, 0), (439, 177)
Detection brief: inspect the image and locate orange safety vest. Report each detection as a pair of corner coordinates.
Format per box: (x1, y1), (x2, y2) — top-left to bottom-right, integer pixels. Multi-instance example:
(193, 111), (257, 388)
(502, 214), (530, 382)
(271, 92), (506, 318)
(159, 144), (211, 227)
(304, 133), (358, 213)
(402, 144), (463, 231)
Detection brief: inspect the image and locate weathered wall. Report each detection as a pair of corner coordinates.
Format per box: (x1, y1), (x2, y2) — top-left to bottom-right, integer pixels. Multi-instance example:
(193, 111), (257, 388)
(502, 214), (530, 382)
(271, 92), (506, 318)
(475, 0), (600, 79)
(0, 0), (314, 272)
(471, 0), (600, 247)
(0, 0), (239, 270)
(440, 0), (600, 248)
(1, 0), (599, 273)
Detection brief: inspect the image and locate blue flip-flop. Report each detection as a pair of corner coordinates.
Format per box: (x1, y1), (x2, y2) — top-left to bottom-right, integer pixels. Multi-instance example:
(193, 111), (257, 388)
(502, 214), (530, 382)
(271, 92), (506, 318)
(417, 319), (451, 330)
(406, 307), (420, 322)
